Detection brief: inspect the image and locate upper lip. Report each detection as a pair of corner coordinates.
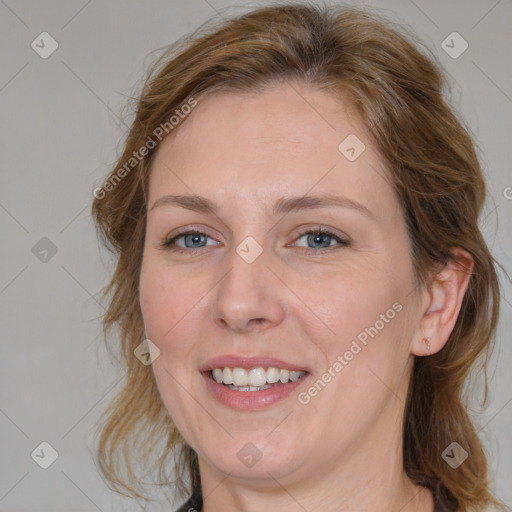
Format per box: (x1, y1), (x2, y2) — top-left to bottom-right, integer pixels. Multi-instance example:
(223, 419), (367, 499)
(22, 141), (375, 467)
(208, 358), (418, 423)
(200, 355), (310, 373)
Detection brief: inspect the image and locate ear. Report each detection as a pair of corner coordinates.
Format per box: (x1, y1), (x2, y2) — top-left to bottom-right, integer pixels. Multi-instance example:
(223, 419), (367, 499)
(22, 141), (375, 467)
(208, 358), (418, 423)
(411, 248), (474, 357)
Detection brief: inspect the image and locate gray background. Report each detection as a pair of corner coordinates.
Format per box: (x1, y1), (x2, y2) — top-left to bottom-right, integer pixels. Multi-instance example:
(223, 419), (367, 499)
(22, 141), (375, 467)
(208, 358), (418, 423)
(1, 0), (511, 510)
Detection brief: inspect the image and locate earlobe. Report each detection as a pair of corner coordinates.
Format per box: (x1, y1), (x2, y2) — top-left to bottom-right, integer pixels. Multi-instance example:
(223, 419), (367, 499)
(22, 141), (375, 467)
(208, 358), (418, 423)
(411, 248), (474, 357)
(422, 336), (431, 356)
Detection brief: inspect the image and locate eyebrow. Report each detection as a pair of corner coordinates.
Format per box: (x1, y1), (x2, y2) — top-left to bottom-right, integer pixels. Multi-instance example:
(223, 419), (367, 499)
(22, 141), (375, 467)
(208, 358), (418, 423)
(149, 193), (373, 219)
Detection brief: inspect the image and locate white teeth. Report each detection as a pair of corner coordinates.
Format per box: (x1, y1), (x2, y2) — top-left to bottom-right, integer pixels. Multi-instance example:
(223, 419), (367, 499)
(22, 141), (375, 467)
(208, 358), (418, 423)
(210, 366), (306, 387)
(213, 368), (223, 383)
(232, 367), (248, 386)
(267, 367), (280, 384)
(248, 367), (267, 387)
(222, 367), (233, 385)
(226, 384), (273, 392)
(289, 371), (303, 382)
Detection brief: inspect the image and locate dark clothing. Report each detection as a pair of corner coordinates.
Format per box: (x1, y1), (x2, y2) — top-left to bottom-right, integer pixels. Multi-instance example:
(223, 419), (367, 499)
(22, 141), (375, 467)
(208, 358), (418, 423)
(175, 487), (203, 512)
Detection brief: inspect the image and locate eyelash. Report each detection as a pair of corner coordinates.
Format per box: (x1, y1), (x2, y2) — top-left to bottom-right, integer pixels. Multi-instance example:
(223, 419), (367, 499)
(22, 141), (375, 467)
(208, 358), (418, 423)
(161, 227), (350, 254)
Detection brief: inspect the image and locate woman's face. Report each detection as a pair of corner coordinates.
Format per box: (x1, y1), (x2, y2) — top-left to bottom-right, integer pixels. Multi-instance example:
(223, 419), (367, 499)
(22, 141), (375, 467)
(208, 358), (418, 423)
(139, 81), (424, 487)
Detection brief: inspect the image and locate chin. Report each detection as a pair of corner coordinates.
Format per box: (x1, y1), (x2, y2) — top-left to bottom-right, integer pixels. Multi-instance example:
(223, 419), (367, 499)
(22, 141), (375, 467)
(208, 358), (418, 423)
(198, 434), (308, 482)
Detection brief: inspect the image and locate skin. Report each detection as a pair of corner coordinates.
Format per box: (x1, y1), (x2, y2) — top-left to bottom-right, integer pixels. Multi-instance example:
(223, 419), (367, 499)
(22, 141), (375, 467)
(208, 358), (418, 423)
(139, 80), (473, 512)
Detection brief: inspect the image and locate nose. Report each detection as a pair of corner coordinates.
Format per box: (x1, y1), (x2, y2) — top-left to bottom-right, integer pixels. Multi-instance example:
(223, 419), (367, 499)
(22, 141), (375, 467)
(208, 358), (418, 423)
(211, 241), (286, 334)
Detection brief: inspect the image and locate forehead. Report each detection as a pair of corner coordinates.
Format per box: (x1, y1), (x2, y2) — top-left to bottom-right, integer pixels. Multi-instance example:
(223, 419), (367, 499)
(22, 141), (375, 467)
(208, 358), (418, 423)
(154, 82), (362, 166)
(148, 81), (397, 218)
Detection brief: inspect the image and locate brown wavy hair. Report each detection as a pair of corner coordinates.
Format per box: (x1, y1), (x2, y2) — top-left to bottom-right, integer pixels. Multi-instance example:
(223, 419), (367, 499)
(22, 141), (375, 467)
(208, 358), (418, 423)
(91, 3), (505, 510)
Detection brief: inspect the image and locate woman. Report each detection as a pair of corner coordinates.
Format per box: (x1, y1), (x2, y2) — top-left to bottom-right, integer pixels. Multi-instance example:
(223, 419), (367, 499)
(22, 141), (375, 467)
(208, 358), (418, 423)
(91, 4), (506, 511)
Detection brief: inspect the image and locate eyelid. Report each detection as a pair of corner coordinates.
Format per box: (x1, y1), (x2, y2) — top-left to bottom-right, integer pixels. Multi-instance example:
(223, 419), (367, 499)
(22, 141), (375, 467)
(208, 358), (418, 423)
(162, 226), (219, 250)
(288, 227), (350, 252)
(290, 225), (350, 244)
(161, 224), (350, 253)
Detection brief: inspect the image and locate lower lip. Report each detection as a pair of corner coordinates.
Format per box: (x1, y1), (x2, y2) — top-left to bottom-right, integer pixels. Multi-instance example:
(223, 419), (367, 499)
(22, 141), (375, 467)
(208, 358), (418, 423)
(202, 372), (309, 411)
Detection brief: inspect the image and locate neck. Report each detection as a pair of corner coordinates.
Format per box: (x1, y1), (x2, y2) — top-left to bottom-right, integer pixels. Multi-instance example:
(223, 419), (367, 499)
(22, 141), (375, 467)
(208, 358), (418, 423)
(197, 425), (434, 512)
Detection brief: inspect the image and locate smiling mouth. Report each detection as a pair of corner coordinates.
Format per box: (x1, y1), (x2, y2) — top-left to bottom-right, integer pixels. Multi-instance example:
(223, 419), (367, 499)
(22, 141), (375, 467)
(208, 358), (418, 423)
(210, 366), (308, 391)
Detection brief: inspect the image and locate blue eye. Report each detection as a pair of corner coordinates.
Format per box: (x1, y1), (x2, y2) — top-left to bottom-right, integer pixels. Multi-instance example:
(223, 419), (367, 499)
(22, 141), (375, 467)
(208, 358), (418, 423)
(162, 227), (349, 254)
(163, 229), (216, 251)
(294, 229), (349, 250)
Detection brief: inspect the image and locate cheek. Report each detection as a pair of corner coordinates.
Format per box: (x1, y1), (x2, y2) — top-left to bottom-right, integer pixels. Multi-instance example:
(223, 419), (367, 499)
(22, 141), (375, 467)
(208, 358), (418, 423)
(305, 263), (415, 397)
(139, 260), (199, 345)
(139, 264), (205, 437)
(302, 265), (406, 345)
